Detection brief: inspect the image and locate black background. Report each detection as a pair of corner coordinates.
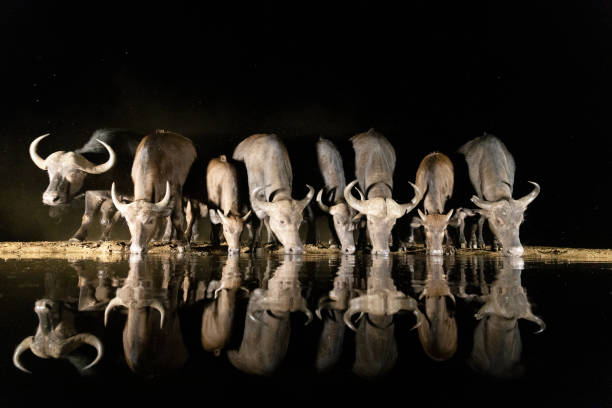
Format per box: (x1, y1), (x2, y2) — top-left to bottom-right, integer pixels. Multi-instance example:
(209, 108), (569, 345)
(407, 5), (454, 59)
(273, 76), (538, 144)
(1, 0), (611, 247)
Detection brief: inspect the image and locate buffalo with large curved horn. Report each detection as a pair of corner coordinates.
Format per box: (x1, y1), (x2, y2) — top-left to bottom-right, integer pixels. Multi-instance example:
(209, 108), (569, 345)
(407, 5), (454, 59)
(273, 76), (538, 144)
(233, 133), (314, 254)
(459, 134), (540, 256)
(29, 128), (142, 241)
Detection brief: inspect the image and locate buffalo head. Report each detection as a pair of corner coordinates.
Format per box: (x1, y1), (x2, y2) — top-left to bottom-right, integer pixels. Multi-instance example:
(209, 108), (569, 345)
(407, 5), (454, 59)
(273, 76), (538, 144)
(344, 180), (420, 255)
(111, 182), (172, 254)
(30, 134), (116, 205)
(210, 209), (252, 254)
(251, 185), (314, 254)
(471, 182), (540, 256)
(316, 188), (357, 254)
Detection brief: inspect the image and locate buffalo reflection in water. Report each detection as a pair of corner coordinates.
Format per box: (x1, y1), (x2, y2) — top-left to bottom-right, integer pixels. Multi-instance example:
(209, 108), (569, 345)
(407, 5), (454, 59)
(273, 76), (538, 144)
(104, 255), (188, 376)
(344, 256), (421, 378)
(201, 254), (248, 356)
(414, 255), (458, 362)
(469, 257), (545, 378)
(315, 255), (357, 372)
(13, 271), (103, 374)
(227, 255), (311, 375)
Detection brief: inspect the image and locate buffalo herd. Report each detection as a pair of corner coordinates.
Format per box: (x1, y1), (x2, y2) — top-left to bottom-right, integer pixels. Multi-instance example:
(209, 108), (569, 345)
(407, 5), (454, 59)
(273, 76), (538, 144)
(29, 128), (540, 256)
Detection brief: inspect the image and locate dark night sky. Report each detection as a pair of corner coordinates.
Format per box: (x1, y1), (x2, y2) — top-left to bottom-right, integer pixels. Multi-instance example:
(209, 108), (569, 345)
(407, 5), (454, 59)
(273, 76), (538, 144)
(1, 0), (611, 247)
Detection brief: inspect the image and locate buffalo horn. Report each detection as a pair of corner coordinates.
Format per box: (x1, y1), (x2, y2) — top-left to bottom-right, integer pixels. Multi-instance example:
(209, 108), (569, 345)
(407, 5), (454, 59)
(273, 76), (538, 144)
(78, 139), (116, 174)
(12, 336), (33, 374)
(517, 181), (541, 208)
(316, 188), (330, 213)
(344, 180), (371, 215)
(152, 181), (171, 212)
(29, 134), (50, 170)
(104, 296), (126, 326)
(251, 186), (275, 213)
(150, 299), (166, 329)
(111, 182), (129, 213)
(297, 184), (315, 211)
(71, 333), (104, 370)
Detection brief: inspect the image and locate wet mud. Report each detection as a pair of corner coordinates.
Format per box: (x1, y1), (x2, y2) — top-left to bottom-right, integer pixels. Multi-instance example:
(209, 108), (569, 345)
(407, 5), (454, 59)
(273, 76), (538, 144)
(0, 240), (610, 262)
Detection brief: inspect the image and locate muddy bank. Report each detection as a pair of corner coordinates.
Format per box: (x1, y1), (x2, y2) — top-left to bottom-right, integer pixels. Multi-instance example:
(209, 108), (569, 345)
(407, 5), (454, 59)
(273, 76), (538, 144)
(0, 241), (611, 263)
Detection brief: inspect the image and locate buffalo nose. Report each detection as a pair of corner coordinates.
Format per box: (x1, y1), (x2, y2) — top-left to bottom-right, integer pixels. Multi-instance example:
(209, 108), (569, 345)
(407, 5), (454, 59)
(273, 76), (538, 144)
(43, 192), (62, 205)
(228, 247), (240, 254)
(507, 246), (524, 257)
(130, 245), (147, 255)
(286, 246), (303, 254)
(343, 245), (356, 254)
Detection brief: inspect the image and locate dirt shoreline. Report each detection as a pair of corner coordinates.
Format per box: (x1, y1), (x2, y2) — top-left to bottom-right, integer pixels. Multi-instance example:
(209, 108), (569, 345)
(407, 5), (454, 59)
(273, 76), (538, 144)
(0, 241), (611, 262)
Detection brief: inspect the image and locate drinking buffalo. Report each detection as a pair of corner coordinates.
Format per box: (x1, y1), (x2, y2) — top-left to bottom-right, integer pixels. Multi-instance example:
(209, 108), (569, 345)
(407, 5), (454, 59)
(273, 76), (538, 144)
(316, 137), (357, 254)
(343, 129), (420, 255)
(409, 152), (455, 255)
(29, 128), (141, 240)
(458, 134), (540, 256)
(206, 155), (251, 254)
(111, 130), (196, 254)
(232, 133), (314, 254)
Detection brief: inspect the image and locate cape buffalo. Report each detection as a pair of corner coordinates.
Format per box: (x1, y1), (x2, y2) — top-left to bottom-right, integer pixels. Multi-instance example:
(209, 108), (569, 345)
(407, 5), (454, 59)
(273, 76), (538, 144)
(410, 152), (455, 255)
(316, 137), (357, 254)
(232, 134), (314, 254)
(111, 130), (196, 254)
(458, 134), (540, 256)
(206, 155), (252, 254)
(29, 128), (141, 240)
(343, 129), (420, 255)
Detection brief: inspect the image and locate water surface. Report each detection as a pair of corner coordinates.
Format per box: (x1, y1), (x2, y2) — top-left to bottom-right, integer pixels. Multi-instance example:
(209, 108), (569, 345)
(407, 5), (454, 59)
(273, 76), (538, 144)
(1, 253), (611, 407)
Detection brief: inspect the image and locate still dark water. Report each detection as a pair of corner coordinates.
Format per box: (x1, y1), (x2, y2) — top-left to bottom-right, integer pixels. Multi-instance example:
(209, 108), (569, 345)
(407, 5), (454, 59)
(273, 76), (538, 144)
(1, 253), (611, 407)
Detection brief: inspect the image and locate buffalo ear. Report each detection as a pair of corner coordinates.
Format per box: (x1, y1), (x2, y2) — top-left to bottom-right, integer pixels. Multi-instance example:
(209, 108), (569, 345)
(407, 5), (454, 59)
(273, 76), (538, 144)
(209, 209), (222, 225)
(410, 216), (423, 229)
(351, 212), (365, 223)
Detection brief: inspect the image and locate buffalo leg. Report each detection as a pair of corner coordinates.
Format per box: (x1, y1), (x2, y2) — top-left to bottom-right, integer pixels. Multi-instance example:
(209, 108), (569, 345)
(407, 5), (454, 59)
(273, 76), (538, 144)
(70, 190), (104, 241)
(477, 214), (486, 249)
(168, 189), (189, 252)
(444, 229), (456, 255)
(100, 207), (121, 241)
(458, 218), (467, 249)
(250, 216), (265, 250)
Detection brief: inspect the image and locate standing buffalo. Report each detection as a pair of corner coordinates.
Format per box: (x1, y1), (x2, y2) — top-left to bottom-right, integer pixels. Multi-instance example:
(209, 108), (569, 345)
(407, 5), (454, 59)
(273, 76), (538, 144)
(232, 134), (314, 254)
(316, 137), (357, 254)
(206, 155), (252, 254)
(409, 152), (455, 255)
(459, 134), (540, 256)
(29, 128), (141, 240)
(111, 130), (196, 254)
(343, 129), (420, 255)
